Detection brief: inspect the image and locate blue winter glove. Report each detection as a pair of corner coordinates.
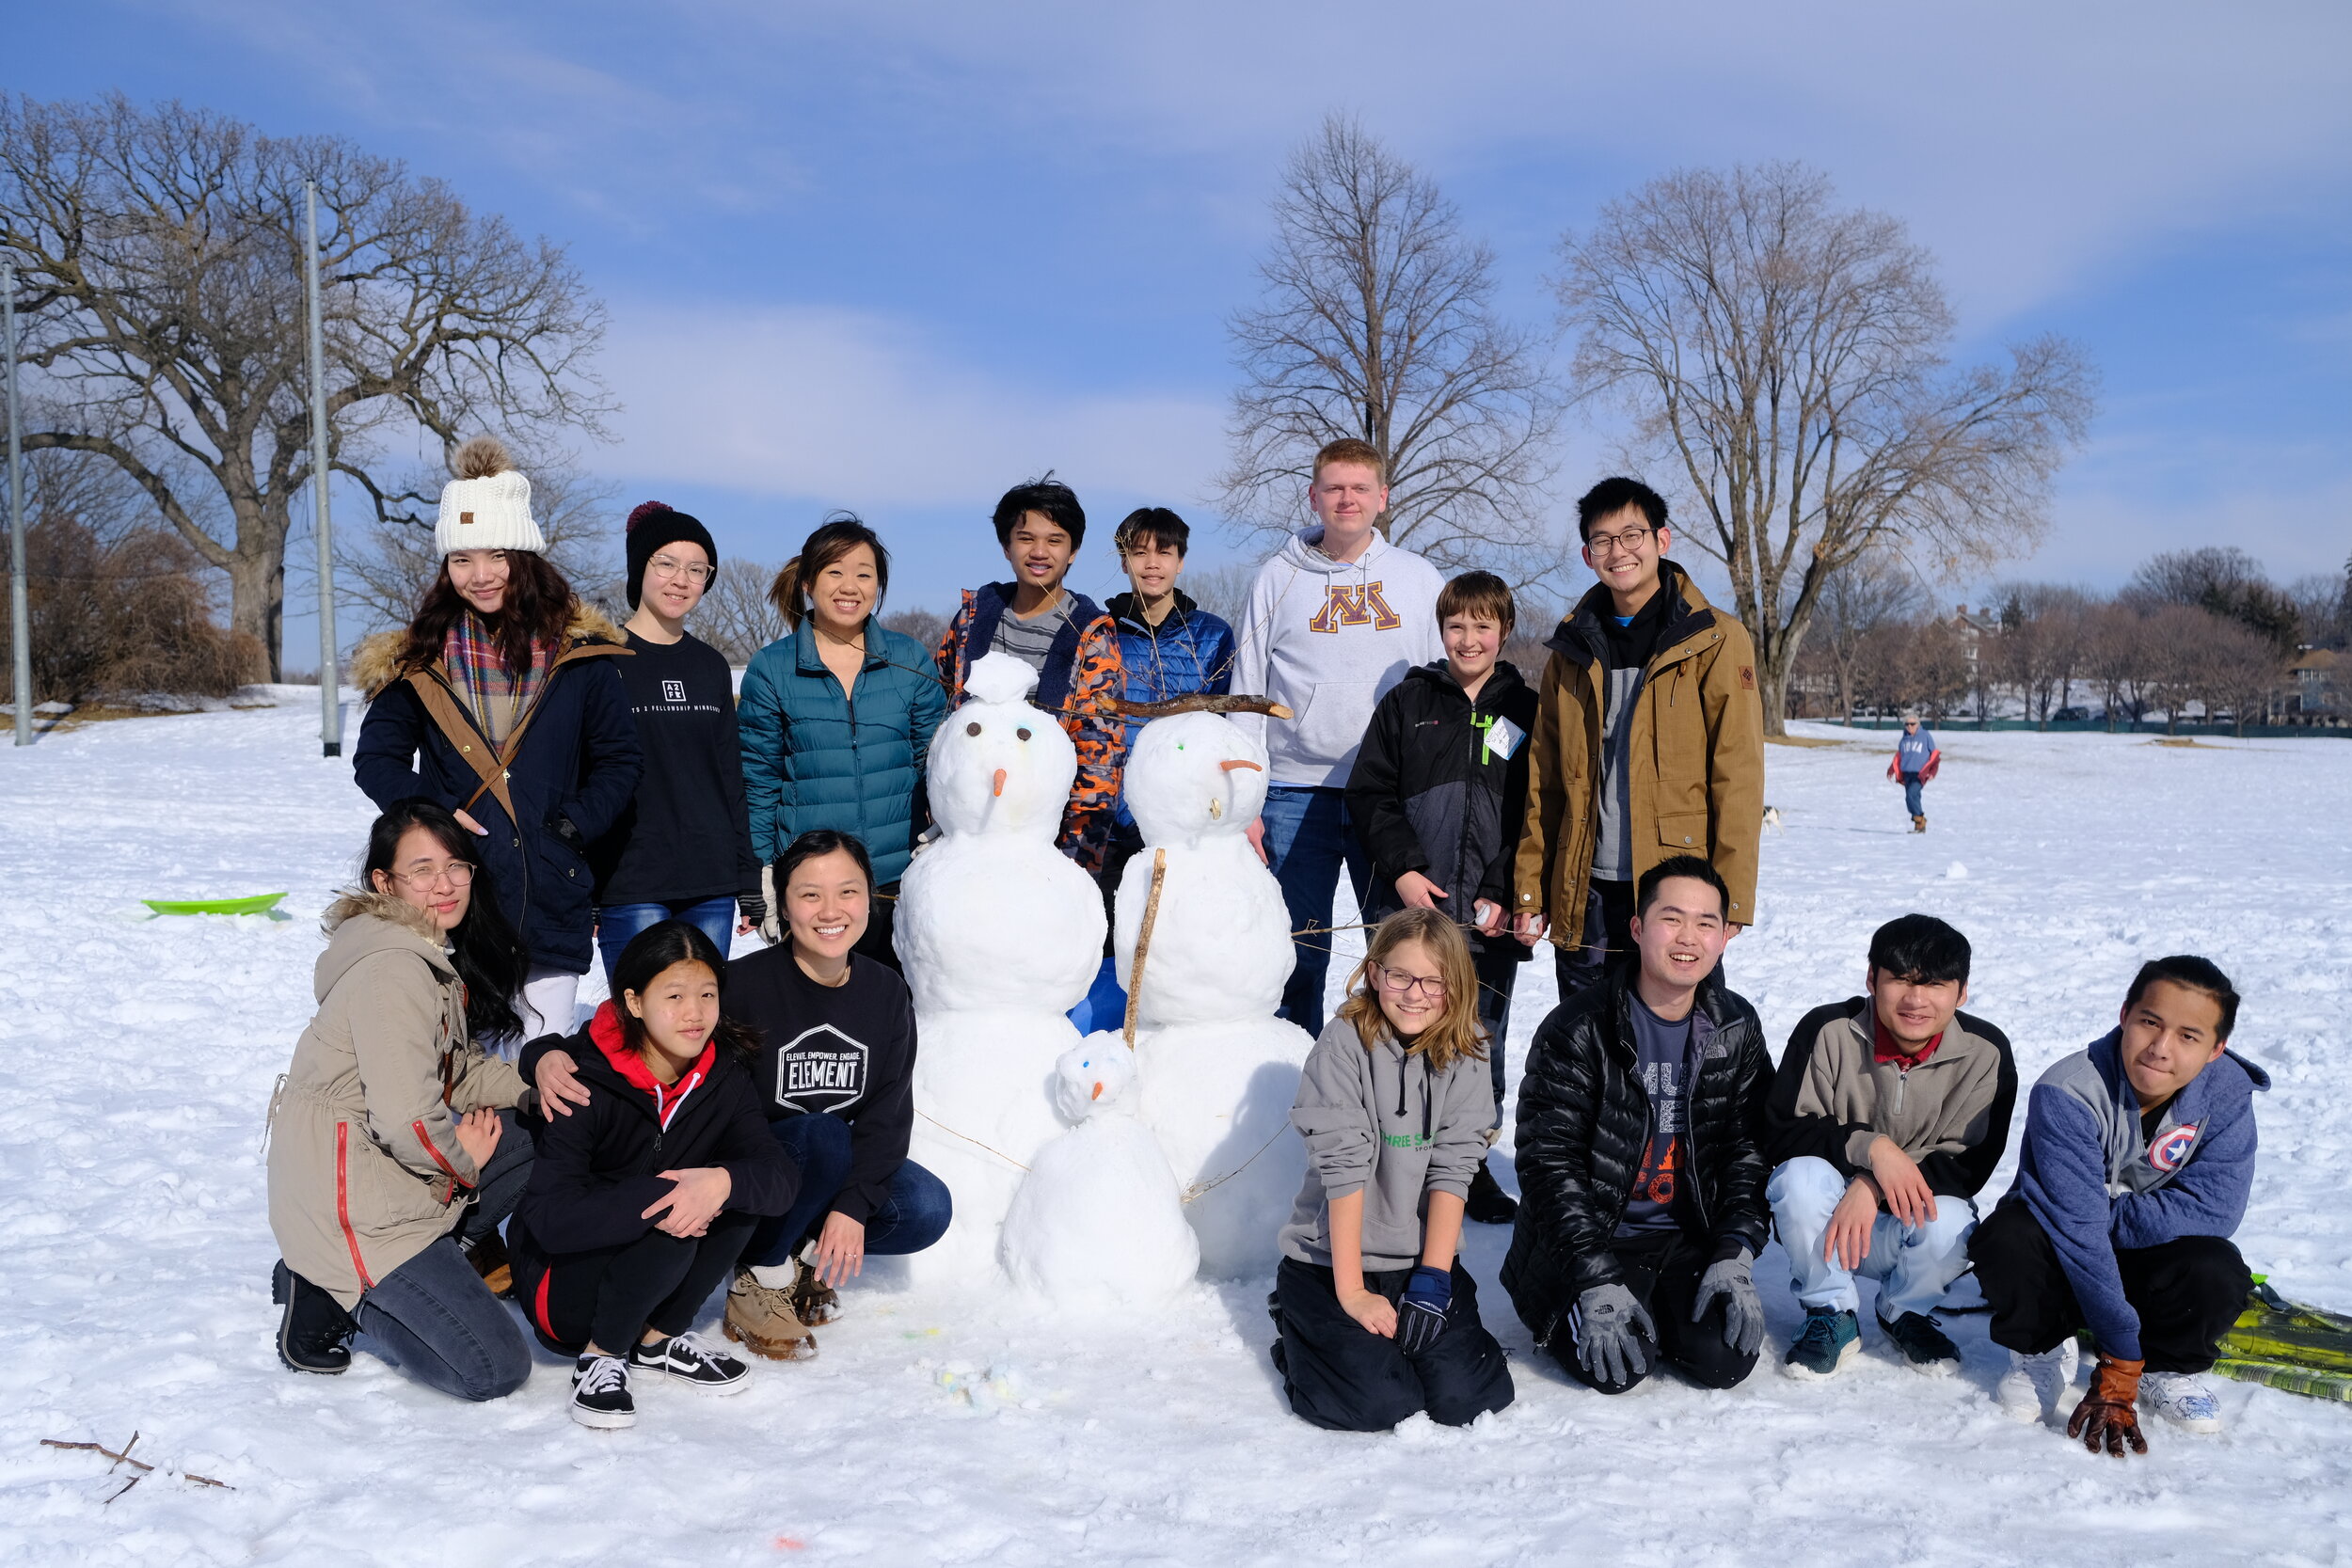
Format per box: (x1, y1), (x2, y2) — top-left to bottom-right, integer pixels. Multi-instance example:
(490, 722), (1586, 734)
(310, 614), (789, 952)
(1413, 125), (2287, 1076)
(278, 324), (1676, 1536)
(1570, 1282), (1657, 1388)
(1394, 1265), (1453, 1356)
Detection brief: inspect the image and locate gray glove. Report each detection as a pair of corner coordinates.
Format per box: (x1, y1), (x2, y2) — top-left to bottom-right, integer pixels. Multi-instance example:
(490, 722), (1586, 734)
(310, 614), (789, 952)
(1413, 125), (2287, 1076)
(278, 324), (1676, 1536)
(1570, 1283), (1656, 1388)
(1693, 1248), (1766, 1356)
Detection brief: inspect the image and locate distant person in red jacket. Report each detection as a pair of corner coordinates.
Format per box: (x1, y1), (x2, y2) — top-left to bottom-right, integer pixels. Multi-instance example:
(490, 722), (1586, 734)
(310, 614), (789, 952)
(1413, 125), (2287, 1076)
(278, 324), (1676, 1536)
(1888, 713), (1940, 833)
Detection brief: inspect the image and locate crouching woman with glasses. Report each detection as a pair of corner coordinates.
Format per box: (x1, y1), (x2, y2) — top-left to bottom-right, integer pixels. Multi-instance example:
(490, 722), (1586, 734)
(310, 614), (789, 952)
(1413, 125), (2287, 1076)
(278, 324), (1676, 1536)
(265, 801), (590, 1399)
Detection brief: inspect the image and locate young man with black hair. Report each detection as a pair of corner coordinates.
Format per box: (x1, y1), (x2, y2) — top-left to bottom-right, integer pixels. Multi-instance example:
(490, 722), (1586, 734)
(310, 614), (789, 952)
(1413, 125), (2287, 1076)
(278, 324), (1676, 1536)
(1232, 438), (1444, 1037)
(1764, 913), (2017, 1376)
(936, 476), (1126, 874)
(1972, 956), (2266, 1453)
(1513, 478), (1764, 1001)
(1104, 507), (1236, 877)
(1502, 854), (1774, 1396)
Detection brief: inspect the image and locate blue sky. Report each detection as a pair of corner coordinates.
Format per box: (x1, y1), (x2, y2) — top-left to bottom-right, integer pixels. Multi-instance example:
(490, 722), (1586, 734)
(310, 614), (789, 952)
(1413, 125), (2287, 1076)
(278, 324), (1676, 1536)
(16, 0), (2352, 653)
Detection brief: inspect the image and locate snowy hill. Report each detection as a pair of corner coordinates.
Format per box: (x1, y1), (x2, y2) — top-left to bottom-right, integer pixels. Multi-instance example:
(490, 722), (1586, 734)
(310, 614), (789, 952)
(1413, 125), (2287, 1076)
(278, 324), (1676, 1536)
(3, 710), (2347, 1564)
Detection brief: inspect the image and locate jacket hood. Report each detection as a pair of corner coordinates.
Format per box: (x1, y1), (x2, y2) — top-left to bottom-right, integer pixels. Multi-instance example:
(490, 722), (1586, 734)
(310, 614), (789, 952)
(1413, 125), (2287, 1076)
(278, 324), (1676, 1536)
(1549, 559), (1717, 660)
(1277, 525), (1400, 577)
(581, 1000), (721, 1127)
(1402, 657), (1528, 705)
(314, 889), (455, 999)
(1105, 587), (1200, 628)
(350, 601), (630, 698)
(2087, 1026), (2272, 1101)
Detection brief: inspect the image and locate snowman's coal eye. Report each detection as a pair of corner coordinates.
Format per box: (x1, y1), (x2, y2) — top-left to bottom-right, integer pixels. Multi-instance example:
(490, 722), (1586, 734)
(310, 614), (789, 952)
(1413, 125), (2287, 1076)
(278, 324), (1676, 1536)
(1016, 727), (1032, 741)
(965, 721), (981, 736)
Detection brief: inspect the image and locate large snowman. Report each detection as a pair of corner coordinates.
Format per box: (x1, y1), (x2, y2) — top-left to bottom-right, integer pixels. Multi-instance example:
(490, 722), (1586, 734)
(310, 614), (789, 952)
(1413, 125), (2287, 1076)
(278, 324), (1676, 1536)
(1114, 708), (1313, 1278)
(895, 652), (1107, 1282)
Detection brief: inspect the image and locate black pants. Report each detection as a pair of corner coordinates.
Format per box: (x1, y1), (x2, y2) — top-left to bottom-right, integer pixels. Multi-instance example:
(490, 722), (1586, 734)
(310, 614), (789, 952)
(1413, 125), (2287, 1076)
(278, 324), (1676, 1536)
(1272, 1257), (1515, 1432)
(855, 881), (903, 974)
(521, 1210), (759, 1354)
(1969, 1196), (2249, 1374)
(1554, 878), (1636, 1003)
(1471, 939), (1522, 1120)
(1546, 1229), (1759, 1395)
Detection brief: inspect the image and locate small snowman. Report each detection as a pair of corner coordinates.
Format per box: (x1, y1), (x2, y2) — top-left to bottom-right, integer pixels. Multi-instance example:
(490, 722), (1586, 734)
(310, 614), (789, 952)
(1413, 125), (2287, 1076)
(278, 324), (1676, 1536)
(1114, 707), (1313, 1278)
(895, 652), (1108, 1284)
(998, 1037), (1199, 1308)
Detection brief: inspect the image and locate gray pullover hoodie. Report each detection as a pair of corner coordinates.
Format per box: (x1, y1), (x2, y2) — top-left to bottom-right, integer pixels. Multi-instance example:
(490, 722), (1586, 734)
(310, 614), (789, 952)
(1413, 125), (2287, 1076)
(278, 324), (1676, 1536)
(1232, 526), (1444, 787)
(1279, 1015), (1497, 1272)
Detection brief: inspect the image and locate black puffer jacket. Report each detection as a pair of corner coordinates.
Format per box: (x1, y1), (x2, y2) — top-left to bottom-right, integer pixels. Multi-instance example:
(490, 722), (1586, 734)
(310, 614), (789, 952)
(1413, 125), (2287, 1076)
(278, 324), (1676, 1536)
(1346, 659), (1538, 959)
(1501, 965), (1772, 1341)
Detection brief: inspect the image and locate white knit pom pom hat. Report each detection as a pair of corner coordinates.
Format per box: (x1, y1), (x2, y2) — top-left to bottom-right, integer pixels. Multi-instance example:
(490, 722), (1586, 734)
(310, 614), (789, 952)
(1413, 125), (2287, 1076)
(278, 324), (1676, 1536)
(435, 436), (545, 555)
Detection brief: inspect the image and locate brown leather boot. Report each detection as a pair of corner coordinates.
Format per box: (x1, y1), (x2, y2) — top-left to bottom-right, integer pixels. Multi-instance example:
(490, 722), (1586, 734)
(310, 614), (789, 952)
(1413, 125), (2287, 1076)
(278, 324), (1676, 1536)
(463, 1229), (515, 1299)
(723, 1269), (818, 1361)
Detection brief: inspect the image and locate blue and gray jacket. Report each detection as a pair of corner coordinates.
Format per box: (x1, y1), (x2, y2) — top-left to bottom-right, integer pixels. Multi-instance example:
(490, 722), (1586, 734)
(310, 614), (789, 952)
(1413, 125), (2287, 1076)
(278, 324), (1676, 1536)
(2013, 1029), (2267, 1360)
(1103, 589), (1234, 828)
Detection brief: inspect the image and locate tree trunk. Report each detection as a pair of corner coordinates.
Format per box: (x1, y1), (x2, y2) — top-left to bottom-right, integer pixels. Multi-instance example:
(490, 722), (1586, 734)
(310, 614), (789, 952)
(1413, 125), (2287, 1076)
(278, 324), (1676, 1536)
(224, 549), (284, 684)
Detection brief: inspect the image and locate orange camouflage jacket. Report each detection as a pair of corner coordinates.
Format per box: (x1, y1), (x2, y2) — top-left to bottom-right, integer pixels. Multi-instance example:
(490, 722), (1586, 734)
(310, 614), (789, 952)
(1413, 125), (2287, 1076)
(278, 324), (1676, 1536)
(935, 582), (1125, 876)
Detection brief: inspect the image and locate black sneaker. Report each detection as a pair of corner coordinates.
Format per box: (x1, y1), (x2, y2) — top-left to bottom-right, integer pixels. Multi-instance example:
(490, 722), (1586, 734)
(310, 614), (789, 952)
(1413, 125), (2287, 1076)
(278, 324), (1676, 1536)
(1879, 1310), (1961, 1373)
(630, 1331), (753, 1395)
(272, 1259), (353, 1374)
(1465, 1160), (1518, 1225)
(570, 1354), (636, 1429)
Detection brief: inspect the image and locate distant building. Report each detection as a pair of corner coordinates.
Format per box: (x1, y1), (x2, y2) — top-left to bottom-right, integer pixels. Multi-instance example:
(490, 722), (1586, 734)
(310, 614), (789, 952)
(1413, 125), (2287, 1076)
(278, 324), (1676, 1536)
(2286, 647), (2342, 723)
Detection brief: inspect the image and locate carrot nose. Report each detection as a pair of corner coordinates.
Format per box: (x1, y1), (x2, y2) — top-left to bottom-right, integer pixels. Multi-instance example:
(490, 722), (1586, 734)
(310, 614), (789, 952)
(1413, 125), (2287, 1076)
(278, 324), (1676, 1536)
(1220, 758), (1263, 772)
(1089, 1081), (1104, 1101)
(992, 768), (1007, 798)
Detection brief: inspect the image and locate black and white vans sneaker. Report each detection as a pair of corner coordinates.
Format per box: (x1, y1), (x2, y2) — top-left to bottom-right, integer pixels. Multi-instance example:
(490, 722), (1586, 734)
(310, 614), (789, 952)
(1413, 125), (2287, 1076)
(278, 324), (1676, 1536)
(570, 1353), (636, 1430)
(272, 1259), (353, 1374)
(630, 1330), (753, 1394)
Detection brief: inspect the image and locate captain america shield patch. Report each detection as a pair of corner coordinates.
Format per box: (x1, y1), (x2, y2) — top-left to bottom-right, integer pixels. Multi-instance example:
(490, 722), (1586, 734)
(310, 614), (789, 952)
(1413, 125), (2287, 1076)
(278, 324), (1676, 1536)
(2149, 1123), (2201, 1171)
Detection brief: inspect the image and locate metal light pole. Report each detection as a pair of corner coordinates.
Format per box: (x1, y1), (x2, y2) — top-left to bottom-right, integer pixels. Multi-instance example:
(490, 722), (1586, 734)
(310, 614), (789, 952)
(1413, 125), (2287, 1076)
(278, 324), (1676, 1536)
(4, 262), (29, 748)
(305, 182), (341, 757)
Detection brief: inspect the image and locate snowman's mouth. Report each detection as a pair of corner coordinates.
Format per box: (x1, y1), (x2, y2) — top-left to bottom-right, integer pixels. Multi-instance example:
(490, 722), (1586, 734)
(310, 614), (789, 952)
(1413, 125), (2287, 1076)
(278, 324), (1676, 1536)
(1219, 759), (1262, 772)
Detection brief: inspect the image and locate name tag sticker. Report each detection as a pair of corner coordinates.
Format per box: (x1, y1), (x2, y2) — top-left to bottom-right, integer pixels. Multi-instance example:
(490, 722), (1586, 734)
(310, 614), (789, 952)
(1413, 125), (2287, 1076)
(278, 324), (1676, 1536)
(1484, 716), (1525, 762)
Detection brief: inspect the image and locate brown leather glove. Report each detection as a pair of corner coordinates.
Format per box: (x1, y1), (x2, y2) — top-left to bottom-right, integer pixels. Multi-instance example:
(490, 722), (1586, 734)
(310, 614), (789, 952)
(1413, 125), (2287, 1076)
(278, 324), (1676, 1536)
(2066, 1354), (2148, 1457)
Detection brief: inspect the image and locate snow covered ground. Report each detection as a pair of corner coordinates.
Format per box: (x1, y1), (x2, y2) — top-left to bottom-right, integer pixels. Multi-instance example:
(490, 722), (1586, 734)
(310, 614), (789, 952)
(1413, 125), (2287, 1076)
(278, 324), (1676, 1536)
(3, 707), (2348, 1566)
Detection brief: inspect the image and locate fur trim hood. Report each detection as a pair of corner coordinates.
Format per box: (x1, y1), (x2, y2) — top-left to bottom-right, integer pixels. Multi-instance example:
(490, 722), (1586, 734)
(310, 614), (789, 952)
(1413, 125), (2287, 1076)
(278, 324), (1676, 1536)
(315, 889), (456, 1002)
(350, 601), (628, 698)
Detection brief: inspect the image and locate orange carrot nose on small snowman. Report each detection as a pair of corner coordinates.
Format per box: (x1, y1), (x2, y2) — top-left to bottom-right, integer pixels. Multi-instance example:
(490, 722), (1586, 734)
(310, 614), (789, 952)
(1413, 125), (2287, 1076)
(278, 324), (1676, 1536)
(993, 768), (1007, 798)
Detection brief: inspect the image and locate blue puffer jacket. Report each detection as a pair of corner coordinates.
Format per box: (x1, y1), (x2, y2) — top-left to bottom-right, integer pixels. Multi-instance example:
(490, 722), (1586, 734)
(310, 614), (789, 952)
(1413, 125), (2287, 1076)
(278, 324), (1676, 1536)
(739, 623), (946, 886)
(1104, 589), (1235, 826)
(350, 608), (644, 977)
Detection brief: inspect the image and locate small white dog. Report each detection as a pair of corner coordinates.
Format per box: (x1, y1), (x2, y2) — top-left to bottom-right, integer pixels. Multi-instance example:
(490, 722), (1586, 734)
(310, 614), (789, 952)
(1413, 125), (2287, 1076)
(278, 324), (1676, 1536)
(1761, 805), (1784, 834)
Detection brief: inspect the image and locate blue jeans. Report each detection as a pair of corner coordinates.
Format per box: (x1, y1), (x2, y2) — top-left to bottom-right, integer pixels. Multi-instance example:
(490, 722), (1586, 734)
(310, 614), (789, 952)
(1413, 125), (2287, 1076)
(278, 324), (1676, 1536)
(1261, 785), (1374, 1038)
(1900, 772), (1925, 817)
(354, 1236), (532, 1401)
(596, 896), (737, 988)
(1768, 1156), (1978, 1321)
(749, 1113), (954, 1269)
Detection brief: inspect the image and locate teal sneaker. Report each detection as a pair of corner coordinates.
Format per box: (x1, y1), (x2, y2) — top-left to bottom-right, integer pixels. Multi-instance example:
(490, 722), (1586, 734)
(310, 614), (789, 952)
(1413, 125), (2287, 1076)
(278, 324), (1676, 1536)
(1782, 1307), (1861, 1379)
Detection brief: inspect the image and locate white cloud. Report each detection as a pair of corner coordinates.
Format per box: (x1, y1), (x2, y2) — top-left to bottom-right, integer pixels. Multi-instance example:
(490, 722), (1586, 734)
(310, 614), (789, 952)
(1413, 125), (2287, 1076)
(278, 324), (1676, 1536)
(594, 299), (1229, 509)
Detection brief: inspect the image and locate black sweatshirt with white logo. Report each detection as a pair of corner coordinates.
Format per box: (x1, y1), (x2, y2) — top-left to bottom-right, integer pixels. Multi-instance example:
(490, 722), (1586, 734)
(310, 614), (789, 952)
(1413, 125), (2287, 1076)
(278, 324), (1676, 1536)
(728, 944), (916, 1225)
(589, 629), (761, 906)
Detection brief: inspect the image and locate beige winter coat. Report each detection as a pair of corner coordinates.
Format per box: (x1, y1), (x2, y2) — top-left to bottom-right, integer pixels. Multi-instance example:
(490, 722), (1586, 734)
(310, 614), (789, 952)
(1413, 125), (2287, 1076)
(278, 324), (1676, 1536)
(266, 892), (526, 1309)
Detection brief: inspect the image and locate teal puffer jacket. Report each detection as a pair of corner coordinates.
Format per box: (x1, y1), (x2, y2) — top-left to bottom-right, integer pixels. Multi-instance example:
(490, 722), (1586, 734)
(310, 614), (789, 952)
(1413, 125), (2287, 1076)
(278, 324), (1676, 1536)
(739, 625), (946, 886)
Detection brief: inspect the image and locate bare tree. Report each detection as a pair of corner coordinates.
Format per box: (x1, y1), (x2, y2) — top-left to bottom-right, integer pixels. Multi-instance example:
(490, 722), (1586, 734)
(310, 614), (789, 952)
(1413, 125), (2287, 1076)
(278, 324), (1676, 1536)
(0, 94), (610, 680)
(2287, 570), (2348, 651)
(2125, 546), (2302, 655)
(1221, 115), (1561, 577)
(1994, 582), (2092, 726)
(1555, 162), (2095, 735)
(692, 559), (789, 666)
(2199, 614), (2286, 736)
(1804, 551), (1927, 721)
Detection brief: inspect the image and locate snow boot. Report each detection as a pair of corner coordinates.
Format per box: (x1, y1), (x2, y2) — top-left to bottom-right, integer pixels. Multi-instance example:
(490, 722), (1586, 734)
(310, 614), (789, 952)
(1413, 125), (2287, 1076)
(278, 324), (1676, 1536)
(789, 1256), (842, 1326)
(1878, 1310), (1961, 1374)
(1997, 1339), (2079, 1422)
(1465, 1160), (1518, 1225)
(272, 1259), (354, 1375)
(723, 1269), (818, 1361)
(1911, 815), (1927, 833)
(1782, 1307), (1862, 1379)
(461, 1229), (514, 1300)
(570, 1353), (636, 1430)
(630, 1330), (753, 1395)
(2139, 1370), (2223, 1433)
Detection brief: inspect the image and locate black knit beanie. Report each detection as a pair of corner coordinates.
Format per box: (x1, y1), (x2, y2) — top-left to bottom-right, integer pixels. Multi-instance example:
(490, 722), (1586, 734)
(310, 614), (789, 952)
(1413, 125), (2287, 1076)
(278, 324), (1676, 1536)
(625, 500), (719, 608)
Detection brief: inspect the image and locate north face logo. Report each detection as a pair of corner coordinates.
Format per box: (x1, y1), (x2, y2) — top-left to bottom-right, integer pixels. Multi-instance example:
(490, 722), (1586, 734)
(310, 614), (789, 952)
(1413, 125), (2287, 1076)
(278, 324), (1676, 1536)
(1308, 581), (1403, 633)
(662, 679), (687, 704)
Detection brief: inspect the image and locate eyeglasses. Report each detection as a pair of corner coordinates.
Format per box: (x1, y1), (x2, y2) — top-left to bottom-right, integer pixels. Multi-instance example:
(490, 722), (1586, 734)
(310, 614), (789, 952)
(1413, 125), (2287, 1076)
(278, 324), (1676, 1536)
(1371, 961), (1447, 999)
(1584, 526), (1655, 560)
(647, 556), (713, 584)
(389, 861), (475, 890)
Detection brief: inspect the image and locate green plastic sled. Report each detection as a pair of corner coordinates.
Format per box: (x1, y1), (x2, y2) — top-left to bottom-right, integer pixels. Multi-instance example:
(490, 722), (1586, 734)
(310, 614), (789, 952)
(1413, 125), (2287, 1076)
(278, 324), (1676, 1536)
(142, 892), (290, 917)
(2212, 1278), (2352, 1403)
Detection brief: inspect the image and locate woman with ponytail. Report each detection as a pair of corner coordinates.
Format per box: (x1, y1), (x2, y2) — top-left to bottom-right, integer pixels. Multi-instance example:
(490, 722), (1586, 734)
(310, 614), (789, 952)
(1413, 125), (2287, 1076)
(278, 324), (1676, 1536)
(584, 501), (763, 985)
(352, 436), (643, 1049)
(738, 513), (944, 969)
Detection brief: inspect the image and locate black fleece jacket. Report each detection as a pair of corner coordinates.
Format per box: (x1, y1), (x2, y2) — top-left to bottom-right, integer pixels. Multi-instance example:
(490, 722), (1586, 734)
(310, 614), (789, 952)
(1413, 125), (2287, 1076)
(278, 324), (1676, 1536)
(512, 1018), (795, 1259)
(1346, 658), (1539, 958)
(1501, 964), (1772, 1341)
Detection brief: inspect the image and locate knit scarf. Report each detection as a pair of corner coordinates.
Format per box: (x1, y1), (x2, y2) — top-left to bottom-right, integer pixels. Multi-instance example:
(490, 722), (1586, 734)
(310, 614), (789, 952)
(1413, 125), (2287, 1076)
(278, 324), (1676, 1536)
(441, 611), (552, 748)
